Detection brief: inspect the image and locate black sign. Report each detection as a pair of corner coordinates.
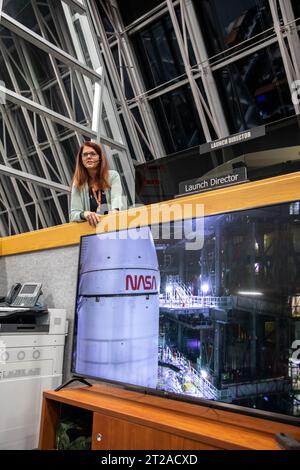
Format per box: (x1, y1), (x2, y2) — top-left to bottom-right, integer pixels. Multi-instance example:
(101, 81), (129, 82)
(199, 126), (265, 154)
(178, 167), (247, 196)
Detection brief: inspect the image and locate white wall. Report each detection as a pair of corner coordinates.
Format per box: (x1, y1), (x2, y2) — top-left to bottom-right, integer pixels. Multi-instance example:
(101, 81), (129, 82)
(2, 245), (80, 379)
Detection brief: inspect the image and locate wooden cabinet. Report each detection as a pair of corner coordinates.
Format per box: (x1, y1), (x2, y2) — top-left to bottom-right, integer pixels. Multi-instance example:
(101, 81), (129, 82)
(92, 413), (218, 450)
(39, 384), (300, 450)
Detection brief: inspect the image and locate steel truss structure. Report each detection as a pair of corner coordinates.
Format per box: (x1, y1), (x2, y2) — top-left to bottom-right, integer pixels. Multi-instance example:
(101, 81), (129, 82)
(95, 0), (299, 156)
(0, 0), (299, 235)
(0, 0), (135, 236)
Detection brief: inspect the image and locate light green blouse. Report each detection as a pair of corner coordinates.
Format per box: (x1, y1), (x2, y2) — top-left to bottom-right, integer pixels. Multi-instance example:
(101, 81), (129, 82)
(70, 170), (123, 222)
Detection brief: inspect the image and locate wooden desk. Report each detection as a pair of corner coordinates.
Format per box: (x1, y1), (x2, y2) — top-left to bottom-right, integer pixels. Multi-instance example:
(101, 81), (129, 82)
(38, 384), (300, 450)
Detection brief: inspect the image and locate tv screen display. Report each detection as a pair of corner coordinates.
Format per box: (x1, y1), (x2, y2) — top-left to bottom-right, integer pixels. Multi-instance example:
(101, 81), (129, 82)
(72, 201), (300, 421)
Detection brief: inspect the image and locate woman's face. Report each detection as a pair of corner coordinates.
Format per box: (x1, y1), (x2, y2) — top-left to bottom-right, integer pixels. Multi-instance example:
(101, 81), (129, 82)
(81, 145), (100, 171)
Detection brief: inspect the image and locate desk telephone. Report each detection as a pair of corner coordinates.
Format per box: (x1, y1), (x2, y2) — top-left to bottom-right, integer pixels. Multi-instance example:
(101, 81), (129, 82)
(0, 282), (42, 308)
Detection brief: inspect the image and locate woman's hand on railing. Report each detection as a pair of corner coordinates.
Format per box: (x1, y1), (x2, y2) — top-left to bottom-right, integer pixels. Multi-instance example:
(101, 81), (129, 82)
(83, 211), (101, 227)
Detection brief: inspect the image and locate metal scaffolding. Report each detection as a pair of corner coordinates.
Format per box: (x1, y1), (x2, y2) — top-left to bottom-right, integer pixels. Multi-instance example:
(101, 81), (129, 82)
(0, 0), (135, 235)
(0, 0), (299, 235)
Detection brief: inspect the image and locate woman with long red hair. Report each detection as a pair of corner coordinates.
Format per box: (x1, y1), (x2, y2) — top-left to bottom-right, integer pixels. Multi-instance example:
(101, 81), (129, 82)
(70, 141), (123, 226)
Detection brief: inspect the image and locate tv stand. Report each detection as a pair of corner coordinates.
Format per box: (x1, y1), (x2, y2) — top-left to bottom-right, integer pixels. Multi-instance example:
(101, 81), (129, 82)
(39, 384), (300, 450)
(55, 375), (92, 391)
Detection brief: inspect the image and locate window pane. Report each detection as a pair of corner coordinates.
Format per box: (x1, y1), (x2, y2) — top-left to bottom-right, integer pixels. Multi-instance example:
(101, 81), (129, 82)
(111, 46), (135, 100)
(292, 0), (300, 18)
(2, 0), (42, 34)
(2, 0), (97, 67)
(150, 85), (205, 154)
(194, 0), (273, 57)
(132, 18), (184, 91)
(130, 108), (154, 161)
(215, 45), (295, 133)
(2, 0), (64, 49)
(117, 0), (163, 26)
(132, 13), (195, 90)
(0, 24), (93, 125)
(95, 2), (114, 34)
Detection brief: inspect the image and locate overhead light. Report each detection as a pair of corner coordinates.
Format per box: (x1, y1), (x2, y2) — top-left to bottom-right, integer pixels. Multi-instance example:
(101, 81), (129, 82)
(200, 369), (208, 379)
(201, 283), (209, 294)
(238, 291), (263, 296)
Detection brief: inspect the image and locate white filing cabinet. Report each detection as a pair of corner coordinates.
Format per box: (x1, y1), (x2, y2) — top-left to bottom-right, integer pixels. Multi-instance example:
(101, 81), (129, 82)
(0, 309), (67, 449)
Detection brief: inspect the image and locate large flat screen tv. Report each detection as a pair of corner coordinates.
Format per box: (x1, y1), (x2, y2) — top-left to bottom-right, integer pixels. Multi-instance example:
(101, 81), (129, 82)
(72, 201), (300, 423)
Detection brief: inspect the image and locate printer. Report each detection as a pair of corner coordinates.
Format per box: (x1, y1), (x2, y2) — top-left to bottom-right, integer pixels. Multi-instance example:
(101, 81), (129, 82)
(0, 308), (67, 450)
